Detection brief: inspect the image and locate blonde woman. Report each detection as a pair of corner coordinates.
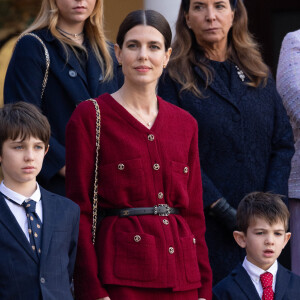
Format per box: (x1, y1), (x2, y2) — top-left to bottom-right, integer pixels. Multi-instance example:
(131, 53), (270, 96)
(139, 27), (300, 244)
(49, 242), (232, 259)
(4, 0), (122, 196)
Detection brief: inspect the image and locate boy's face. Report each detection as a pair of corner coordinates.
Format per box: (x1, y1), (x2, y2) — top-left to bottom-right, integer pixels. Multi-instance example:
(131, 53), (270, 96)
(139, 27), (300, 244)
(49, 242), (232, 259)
(234, 217), (291, 270)
(0, 136), (48, 191)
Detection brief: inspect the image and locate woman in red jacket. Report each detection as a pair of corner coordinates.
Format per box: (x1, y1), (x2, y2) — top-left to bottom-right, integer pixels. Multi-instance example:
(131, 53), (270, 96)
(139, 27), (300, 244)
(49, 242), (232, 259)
(66, 9), (212, 300)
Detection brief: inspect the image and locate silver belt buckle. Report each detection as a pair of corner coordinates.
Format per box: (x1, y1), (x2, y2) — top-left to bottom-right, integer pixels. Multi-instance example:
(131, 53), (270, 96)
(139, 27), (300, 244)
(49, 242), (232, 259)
(154, 204), (171, 216)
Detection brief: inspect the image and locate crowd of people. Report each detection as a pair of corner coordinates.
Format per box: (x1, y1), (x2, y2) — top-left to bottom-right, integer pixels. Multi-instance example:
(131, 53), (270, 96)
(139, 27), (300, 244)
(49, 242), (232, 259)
(0, 0), (299, 299)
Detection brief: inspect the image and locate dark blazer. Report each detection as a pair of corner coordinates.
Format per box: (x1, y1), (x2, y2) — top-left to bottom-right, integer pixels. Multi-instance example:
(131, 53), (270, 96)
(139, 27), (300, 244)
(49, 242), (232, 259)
(0, 186), (80, 300)
(4, 28), (122, 195)
(213, 263), (300, 300)
(158, 63), (295, 284)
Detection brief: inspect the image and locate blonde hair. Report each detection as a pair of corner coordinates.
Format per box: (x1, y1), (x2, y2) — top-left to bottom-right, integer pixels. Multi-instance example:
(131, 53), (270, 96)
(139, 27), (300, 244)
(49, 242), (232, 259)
(23, 0), (113, 81)
(167, 0), (269, 97)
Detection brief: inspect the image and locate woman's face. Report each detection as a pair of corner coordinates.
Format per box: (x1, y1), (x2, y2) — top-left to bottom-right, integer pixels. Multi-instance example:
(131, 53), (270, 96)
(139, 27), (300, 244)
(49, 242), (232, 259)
(56, 0), (96, 29)
(185, 0), (234, 50)
(115, 25), (172, 87)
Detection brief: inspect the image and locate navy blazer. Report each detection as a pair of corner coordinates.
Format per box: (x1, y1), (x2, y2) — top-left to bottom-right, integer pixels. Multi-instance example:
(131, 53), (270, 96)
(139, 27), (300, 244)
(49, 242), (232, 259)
(213, 263), (300, 300)
(158, 63), (294, 284)
(4, 28), (122, 195)
(0, 187), (80, 300)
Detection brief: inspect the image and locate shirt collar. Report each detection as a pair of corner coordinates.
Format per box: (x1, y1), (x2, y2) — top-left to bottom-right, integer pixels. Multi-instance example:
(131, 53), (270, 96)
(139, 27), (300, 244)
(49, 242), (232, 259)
(0, 181), (41, 204)
(243, 256), (278, 284)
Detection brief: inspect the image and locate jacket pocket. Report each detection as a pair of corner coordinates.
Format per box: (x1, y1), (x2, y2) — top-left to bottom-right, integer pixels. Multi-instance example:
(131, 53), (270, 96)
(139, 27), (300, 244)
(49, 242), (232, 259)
(114, 232), (158, 281)
(170, 161), (189, 205)
(180, 236), (201, 283)
(99, 158), (146, 203)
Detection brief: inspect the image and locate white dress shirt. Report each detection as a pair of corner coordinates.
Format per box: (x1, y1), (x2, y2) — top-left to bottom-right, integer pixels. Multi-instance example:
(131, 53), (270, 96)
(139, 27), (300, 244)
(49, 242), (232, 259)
(242, 257), (277, 299)
(0, 181), (43, 242)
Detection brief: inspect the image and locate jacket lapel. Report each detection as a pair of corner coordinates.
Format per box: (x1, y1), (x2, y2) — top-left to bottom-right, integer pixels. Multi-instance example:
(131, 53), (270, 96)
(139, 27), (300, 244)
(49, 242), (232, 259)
(42, 29), (87, 85)
(194, 65), (232, 101)
(229, 64), (250, 101)
(233, 264), (261, 300)
(61, 45), (88, 85)
(274, 264), (290, 300)
(0, 195), (39, 263)
(86, 43), (104, 97)
(194, 63), (249, 109)
(40, 188), (57, 262)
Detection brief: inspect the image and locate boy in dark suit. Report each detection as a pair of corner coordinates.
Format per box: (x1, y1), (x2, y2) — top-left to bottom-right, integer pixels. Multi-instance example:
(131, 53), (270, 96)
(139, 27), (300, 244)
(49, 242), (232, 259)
(0, 102), (80, 300)
(213, 192), (300, 300)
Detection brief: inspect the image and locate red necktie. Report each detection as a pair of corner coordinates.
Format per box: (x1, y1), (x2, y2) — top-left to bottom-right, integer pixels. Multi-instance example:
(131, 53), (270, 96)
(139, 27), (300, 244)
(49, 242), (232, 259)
(260, 272), (274, 300)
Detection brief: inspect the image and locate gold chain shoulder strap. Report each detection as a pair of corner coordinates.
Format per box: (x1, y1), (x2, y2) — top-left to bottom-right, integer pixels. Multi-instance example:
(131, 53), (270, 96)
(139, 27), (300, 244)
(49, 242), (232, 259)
(16, 33), (50, 100)
(87, 98), (101, 245)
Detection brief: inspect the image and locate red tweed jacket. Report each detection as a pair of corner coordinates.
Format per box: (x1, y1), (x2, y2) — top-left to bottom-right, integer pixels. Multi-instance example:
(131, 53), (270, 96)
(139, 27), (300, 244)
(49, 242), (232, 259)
(66, 93), (212, 300)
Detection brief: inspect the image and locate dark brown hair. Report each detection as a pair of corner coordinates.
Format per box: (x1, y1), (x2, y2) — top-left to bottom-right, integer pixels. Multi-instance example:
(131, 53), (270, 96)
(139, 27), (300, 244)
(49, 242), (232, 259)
(167, 0), (269, 97)
(0, 102), (50, 155)
(236, 192), (290, 233)
(116, 10), (172, 51)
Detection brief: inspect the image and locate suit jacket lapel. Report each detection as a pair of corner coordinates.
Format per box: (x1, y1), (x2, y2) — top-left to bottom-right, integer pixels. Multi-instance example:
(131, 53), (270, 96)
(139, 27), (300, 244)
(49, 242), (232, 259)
(0, 196), (39, 263)
(274, 264), (290, 300)
(40, 188), (57, 262)
(234, 264), (261, 300)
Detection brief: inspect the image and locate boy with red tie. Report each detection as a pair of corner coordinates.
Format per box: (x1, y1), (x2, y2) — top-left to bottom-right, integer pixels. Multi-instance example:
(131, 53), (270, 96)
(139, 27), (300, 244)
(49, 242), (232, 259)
(0, 102), (80, 299)
(213, 192), (300, 299)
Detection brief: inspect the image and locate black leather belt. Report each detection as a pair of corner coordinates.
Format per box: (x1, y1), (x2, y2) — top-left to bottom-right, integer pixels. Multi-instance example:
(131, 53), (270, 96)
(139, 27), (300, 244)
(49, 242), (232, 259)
(102, 204), (179, 218)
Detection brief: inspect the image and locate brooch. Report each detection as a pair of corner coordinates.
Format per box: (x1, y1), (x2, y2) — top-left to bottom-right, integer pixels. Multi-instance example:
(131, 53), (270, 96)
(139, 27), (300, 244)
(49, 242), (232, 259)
(235, 65), (246, 82)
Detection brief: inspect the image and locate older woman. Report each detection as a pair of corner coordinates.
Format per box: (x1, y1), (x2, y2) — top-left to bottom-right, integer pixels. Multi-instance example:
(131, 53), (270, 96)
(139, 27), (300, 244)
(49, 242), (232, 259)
(66, 10), (212, 300)
(158, 0), (294, 284)
(4, 0), (121, 196)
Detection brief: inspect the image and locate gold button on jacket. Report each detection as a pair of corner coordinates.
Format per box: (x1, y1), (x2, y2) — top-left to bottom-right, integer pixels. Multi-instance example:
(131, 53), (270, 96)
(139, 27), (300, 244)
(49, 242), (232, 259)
(148, 134), (155, 141)
(118, 163), (125, 170)
(168, 247), (175, 254)
(134, 235), (141, 242)
(153, 163), (160, 170)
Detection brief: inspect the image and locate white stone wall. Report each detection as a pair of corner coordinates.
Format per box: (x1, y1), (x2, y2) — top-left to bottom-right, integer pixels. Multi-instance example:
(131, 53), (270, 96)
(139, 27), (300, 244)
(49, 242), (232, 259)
(143, 0), (181, 39)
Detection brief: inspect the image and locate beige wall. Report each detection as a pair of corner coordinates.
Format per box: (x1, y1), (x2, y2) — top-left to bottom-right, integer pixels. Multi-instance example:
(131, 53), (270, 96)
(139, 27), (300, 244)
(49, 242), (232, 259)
(144, 0), (181, 37)
(104, 0), (143, 43)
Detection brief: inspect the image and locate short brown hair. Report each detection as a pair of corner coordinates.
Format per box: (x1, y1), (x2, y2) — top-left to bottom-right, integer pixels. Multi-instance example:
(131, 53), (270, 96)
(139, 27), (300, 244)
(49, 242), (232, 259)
(236, 192), (289, 233)
(0, 102), (50, 155)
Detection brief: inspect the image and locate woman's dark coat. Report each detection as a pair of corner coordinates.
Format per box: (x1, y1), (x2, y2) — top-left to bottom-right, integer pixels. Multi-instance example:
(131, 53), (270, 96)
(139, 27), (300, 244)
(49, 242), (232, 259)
(4, 28), (122, 195)
(158, 62), (294, 284)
